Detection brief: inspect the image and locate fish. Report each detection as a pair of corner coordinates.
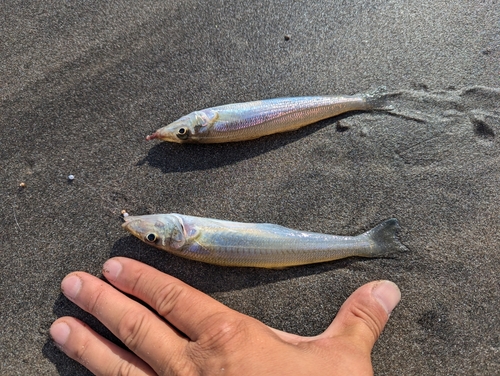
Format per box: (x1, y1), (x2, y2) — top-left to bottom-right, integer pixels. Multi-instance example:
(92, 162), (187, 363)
(146, 89), (389, 143)
(122, 213), (407, 268)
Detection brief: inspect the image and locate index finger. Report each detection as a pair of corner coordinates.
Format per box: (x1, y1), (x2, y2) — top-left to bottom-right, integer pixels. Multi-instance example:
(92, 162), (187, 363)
(102, 257), (236, 341)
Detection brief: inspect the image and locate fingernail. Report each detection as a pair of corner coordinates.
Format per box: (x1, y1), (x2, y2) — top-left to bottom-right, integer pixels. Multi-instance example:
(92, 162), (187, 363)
(61, 275), (82, 300)
(372, 280), (401, 315)
(102, 259), (122, 281)
(50, 321), (71, 347)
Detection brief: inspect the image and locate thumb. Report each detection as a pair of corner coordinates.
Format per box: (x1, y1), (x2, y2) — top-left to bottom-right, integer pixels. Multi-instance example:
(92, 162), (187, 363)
(321, 280), (401, 354)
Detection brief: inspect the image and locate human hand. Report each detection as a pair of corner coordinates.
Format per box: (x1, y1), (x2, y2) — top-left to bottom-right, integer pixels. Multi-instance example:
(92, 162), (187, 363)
(50, 257), (401, 375)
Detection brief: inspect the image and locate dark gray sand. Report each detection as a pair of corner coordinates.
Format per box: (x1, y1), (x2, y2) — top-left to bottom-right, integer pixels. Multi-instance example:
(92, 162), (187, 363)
(1, 1), (499, 375)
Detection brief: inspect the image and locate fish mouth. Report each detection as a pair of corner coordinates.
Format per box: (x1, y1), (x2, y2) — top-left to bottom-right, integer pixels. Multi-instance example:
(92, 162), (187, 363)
(146, 126), (185, 143)
(146, 129), (174, 142)
(121, 217), (145, 237)
(145, 131), (160, 141)
(122, 215), (134, 224)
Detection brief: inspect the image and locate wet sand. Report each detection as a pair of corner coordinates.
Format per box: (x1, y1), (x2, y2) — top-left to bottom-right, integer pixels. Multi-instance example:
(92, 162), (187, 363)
(1, 1), (499, 374)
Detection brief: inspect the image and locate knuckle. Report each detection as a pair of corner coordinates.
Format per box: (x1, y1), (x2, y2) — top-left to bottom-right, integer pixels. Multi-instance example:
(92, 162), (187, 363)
(196, 313), (249, 352)
(157, 352), (198, 376)
(129, 268), (148, 295)
(187, 314), (250, 372)
(70, 335), (94, 367)
(107, 359), (137, 376)
(349, 302), (383, 341)
(116, 308), (150, 351)
(153, 281), (186, 318)
(85, 284), (108, 315)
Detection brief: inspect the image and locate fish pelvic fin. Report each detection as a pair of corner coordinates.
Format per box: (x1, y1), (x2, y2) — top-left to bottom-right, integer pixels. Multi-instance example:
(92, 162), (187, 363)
(362, 218), (409, 257)
(362, 86), (394, 112)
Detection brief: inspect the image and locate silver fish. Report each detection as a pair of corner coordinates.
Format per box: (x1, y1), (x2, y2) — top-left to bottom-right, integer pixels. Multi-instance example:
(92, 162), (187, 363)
(146, 90), (388, 143)
(122, 214), (407, 268)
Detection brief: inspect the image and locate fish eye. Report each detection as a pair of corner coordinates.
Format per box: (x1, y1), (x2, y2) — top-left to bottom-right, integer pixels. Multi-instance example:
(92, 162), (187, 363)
(145, 233), (157, 242)
(176, 127), (189, 140)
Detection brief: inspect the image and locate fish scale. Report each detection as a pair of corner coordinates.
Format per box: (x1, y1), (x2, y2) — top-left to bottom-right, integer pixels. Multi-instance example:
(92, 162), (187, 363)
(123, 213), (407, 268)
(146, 91), (388, 143)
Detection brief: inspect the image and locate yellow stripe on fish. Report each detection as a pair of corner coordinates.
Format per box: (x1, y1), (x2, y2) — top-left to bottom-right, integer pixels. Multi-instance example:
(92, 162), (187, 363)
(122, 214), (407, 268)
(146, 89), (390, 143)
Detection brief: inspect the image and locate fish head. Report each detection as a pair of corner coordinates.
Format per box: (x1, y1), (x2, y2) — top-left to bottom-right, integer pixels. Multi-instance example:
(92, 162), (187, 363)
(146, 109), (218, 143)
(122, 214), (186, 251)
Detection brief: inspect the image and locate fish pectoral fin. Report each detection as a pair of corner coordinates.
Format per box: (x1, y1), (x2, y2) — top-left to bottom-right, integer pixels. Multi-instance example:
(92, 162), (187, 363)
(187, 241), (214, 256)
(196, 109), (219, 127)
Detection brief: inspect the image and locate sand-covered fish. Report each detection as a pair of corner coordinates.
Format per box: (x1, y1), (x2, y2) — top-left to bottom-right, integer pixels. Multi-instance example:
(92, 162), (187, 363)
(146, 89), (389, 143)
(122, 213), (407, 268)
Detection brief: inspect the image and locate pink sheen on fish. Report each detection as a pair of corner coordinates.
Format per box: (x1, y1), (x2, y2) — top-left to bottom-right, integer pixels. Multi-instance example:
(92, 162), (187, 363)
(146, 89), (390, 143)
(122, 213), (407, 268)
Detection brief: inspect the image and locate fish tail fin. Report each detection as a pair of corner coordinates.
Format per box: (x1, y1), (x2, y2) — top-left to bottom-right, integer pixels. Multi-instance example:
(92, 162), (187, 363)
(362, 86), (394, 111)
(360, 218), (408, 257)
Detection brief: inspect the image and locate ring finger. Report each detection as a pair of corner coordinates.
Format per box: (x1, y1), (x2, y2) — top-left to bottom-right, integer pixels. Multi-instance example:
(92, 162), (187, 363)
(50, 317), (155, 376)
(59, 272), (191, 374)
